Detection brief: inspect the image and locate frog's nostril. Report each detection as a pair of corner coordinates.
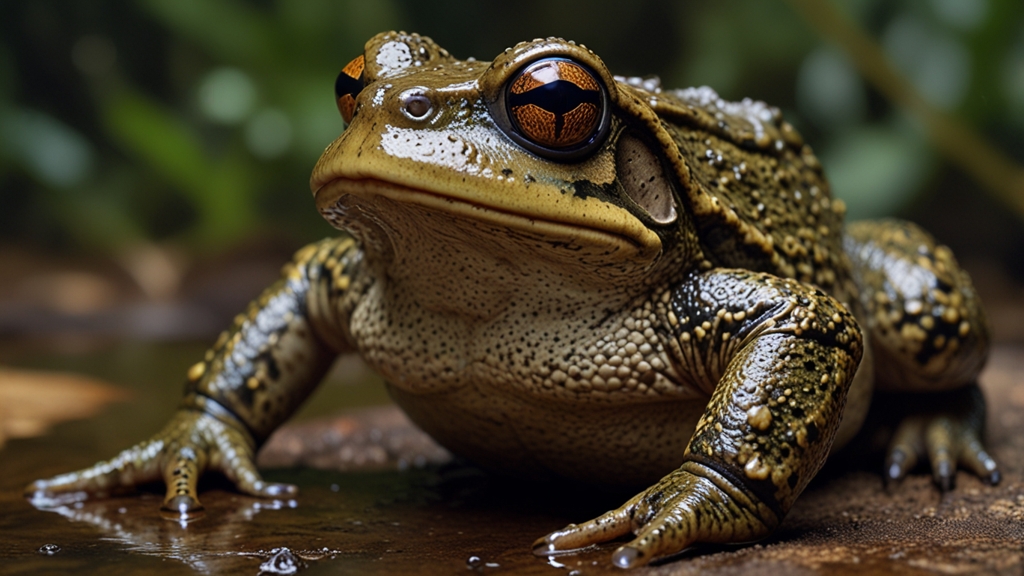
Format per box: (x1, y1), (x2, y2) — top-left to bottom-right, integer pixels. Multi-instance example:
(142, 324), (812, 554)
(401, 91), (433, 120)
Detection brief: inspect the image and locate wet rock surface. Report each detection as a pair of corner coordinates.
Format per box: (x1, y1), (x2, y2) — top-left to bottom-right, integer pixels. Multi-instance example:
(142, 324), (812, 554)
(0, 343), (1021, 575)
(258, 405), (452, 472)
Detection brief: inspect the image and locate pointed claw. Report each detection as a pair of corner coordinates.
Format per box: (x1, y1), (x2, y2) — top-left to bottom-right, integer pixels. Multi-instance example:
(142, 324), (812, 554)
(531, 536), (558, 556)
(884, 447), (913, 484)
(934, 459), (955, 492)
(250, 481), (298, 498)
(159, 494), (205, 521)
(885, 463), (899, 484)
(612, 545), (640, 569)
(228, 466), (299, 499)
(24, 479), (58, 499)
(24, 480), (92, 508)
(885, 416), (924, 487)
(211, 424), (299, 500)
(958, 436), (1000, 487)
(531, 528), (568, 555)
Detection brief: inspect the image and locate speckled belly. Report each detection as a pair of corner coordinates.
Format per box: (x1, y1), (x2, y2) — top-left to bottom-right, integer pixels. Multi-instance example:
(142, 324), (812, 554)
(386, 380), (708, 488)
(385, 332), (873, 488)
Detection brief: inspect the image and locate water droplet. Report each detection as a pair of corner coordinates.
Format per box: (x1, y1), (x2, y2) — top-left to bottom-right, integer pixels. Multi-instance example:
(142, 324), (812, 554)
(38, 544), (60, 555)
(259, 547), (305, 575)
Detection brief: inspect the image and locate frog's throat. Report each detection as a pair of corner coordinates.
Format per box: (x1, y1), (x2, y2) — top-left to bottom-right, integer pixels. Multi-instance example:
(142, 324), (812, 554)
(314, 177), (662, 261)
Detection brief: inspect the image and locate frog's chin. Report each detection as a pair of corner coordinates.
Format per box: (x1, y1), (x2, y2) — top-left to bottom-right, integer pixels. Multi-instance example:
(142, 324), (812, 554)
(313, 177), (662, 263)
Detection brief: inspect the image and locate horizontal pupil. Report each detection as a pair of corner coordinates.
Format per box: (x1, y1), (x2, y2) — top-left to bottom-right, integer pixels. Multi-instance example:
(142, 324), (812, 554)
(509, 79), (600, 116)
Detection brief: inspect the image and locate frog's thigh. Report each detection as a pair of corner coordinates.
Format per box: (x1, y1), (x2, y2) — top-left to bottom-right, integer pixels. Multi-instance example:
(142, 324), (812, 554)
(844, 219), (998, 488)
(844, 219), (989, 392)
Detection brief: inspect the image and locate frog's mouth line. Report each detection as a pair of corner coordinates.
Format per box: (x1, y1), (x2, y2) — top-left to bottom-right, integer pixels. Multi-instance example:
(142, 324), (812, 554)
(315, 177), (653, 255)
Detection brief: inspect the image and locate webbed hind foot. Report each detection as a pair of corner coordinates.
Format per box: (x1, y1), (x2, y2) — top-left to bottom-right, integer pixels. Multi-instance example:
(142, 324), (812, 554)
(884, 383), (999, 490)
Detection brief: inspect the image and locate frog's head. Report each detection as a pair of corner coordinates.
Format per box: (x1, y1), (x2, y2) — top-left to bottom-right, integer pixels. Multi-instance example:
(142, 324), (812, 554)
(311, 32), (699, 286)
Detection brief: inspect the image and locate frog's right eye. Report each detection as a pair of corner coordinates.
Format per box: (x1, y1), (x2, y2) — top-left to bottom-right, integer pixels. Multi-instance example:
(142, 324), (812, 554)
(500, 57), (610, 161)
(334, 55), (365, 123)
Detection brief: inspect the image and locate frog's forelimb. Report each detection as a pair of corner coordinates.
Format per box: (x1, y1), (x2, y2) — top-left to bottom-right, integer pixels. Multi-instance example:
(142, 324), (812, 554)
(535, 269), (863, 567)
(26, 238), (363, 517)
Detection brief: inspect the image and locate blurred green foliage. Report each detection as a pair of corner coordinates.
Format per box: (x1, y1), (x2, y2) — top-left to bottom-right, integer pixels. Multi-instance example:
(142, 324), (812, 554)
(0, 0), (1022, 260)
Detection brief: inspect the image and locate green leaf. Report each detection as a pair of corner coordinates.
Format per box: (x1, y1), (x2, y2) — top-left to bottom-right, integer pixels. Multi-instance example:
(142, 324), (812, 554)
(103, 88), (254, 246)
(141, 0), (281, 69)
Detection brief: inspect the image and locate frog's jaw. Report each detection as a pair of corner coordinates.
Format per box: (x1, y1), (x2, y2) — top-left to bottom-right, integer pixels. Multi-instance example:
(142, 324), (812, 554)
(314, 175), (656, 265)
(312, 169), (662, 262)
(320, 184), (656, 322)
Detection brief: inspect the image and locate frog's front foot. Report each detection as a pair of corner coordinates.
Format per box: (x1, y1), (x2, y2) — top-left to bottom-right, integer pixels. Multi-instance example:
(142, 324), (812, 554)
(25, 407), (296, 520)
(533, 461), (778, 568)
(884, 383), (1000, 491)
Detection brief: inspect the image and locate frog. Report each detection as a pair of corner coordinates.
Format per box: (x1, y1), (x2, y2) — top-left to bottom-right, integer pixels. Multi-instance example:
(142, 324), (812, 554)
(28, 32), (999, 569)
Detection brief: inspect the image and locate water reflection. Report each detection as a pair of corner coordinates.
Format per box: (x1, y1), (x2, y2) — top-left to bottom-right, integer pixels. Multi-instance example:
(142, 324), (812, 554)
(29, 492), (335, 574)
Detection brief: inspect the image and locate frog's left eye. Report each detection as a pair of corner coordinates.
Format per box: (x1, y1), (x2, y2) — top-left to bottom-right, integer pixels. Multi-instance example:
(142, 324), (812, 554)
(335, 55), (365, 123)
(503, 57), (609, 160)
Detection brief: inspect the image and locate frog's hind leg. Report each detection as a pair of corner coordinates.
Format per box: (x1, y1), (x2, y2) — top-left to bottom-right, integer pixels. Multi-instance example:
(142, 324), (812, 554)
(844, 219), (998, 489)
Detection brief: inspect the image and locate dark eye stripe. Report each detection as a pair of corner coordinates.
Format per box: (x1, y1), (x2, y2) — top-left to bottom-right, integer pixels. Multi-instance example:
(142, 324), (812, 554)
(509, 79), (601, 114)
(335, 55), (365, 123)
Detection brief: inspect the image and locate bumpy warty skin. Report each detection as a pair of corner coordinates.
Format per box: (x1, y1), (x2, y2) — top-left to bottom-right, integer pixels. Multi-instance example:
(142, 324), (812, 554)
(29, 31), (996, 569)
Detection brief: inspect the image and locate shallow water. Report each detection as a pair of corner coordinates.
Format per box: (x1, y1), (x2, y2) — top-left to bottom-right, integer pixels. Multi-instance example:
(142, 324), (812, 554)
(0, 342), (618, 575)
(1, 341), (1023, 575)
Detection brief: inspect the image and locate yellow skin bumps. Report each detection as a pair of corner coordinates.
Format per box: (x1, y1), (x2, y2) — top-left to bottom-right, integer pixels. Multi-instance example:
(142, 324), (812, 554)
(29, 32), (998, 568)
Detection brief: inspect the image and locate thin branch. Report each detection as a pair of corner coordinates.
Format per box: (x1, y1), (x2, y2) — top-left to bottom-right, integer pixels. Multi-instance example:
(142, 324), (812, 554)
(784, 0), (1024, 219)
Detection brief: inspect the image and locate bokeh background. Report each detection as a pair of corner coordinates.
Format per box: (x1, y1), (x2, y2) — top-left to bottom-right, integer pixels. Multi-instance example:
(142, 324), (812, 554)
(1, 0), (1023, 341)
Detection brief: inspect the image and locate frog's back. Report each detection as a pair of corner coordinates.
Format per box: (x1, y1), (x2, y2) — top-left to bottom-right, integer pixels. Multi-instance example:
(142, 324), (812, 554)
(618, 82), (852, 298)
